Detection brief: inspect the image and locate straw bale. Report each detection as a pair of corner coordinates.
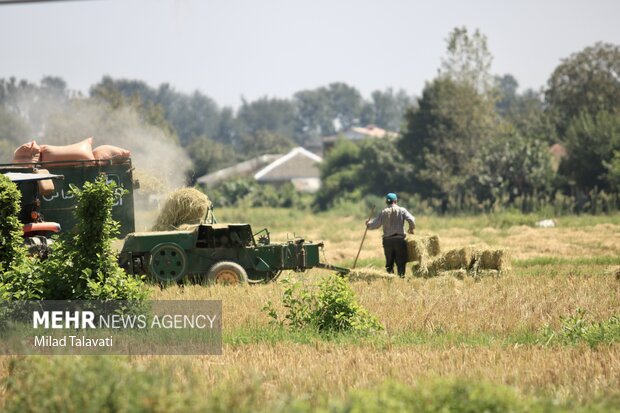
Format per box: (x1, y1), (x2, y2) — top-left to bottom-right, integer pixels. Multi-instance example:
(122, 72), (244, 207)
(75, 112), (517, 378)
(152, 188), (211, 231)
(442, 247), (473, 270)
(471, 249), (507, 272)
(406, 235), (441, 262)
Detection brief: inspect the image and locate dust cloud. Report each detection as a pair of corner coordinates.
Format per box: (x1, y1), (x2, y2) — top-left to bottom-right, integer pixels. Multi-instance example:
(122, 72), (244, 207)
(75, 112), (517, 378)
(4, 95), (192, 230)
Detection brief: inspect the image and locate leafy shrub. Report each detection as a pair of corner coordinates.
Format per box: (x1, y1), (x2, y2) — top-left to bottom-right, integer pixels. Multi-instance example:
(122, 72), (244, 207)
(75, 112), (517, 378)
(338, 380), (535, 413)
(264, 276), (383, 334)
(0, 175), (44, 300)
(540, 308), (620, 348)
(0, 175), (27, 271)
(7, 358), (608, 413)
(4, 356), (262, 413)
(41, 176), (147, 300)
(208, 178), (303, 209)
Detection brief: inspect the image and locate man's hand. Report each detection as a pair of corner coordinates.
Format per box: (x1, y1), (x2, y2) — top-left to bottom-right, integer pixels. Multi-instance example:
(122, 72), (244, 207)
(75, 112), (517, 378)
(408, 227), (415, 235)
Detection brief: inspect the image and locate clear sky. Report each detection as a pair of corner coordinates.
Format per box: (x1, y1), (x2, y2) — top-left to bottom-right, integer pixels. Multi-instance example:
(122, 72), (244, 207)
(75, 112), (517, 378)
(0, 0), (619, 108)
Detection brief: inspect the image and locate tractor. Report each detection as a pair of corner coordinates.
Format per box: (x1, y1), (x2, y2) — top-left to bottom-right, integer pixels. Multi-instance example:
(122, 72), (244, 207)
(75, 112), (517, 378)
(119, 214), (348, 284)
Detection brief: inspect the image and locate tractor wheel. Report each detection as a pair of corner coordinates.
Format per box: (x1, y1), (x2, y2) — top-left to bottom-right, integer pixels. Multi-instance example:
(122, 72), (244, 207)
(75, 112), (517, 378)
(207, 261), (249, 285)
(148, 243), (187, 283)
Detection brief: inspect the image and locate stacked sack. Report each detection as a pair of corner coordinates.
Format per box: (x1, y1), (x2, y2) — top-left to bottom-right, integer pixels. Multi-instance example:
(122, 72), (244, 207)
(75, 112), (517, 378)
(12, 138), (130, 165)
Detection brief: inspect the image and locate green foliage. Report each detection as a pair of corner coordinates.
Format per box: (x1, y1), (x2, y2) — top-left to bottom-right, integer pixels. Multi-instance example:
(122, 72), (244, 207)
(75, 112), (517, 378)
(475, 126), (555, 203)
(609, 150), (620, 191)
(0, 175), (45, 300)
(41, 176), (147, 300)
(315, 138), (408, 209)
(264, 276), (383, 334)
(399, 77), (499, 202)
(186, 136), (237, 183)
(562, 110), (620, 192)
(3, 356), (263, 413)
(0, 175), (27, 270)
(546, 42), (620, 136)
(6, 357), (612, 413)
(441, 26), (494, 94)
(209, 178), (303, 209)
(540, 309), (620, 348)
(339, 380), (535, 413)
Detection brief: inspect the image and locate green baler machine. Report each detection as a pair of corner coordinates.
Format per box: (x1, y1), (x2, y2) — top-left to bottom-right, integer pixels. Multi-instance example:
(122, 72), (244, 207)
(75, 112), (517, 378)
(119, 222), (348, 284)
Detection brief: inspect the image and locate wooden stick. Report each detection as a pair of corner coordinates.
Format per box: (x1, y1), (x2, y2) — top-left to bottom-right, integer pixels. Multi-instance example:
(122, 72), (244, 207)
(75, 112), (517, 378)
(353, 206), (376, 269)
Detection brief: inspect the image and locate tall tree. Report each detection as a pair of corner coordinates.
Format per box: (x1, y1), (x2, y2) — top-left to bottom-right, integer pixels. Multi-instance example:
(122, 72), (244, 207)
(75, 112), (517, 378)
(440, 27), (494, 95)
(546, 42), (620, 135)
(399, 78), (499, 201)
(360, 88), (412, 131)
(236, 97), (295, 138)
(562, 110), (620, 192)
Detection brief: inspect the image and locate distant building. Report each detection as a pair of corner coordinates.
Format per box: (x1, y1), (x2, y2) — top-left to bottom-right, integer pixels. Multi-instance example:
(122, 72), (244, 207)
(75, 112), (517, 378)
(254, 147), (323, 192)
(196, 147), (323, 193)
(322, 124), (398, 152)
(196, 154), (281, 187)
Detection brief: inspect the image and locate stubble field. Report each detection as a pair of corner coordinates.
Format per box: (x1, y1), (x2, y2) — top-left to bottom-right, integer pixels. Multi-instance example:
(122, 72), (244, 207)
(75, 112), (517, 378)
(1, 207), (619, 412)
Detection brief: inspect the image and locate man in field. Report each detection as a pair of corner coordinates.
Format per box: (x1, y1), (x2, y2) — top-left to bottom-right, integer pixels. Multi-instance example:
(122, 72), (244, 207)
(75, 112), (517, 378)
(366, 193), (415, 278)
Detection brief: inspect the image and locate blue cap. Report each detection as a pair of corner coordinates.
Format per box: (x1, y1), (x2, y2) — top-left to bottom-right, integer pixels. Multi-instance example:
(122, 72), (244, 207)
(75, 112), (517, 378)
(386, 193), (397, 202)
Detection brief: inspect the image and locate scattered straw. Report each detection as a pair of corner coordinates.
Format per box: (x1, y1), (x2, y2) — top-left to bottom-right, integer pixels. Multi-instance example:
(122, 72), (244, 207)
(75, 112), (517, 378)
(348, 268), (397, 282)
(152, 188), (211, 231)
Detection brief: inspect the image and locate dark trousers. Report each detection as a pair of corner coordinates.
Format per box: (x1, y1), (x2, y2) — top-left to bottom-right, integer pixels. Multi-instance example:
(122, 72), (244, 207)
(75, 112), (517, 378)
(382, 235), (407, 277)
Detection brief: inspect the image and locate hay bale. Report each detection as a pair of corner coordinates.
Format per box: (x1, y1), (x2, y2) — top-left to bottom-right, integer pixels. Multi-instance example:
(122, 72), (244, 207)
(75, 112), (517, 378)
(423, 235), (441, 257)
(442, 247), (473, 270)
(406, 235), (441, 262)
(152, 188), (211, 231)
(472, 249), (507, 272)
(423, 248), (472, 278)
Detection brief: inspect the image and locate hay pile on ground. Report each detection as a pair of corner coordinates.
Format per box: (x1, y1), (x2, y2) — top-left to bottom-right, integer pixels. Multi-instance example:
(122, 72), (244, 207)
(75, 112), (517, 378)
(408, 235), (508, 279)
(348, 267), (397, 282)
(152, 188), (211, 231)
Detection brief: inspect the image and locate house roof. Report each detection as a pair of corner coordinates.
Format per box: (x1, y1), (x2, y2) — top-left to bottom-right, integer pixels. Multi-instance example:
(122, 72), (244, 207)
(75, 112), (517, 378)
(254, 147), (322, 181)
(196, 154), (281, 186)
(322, 124), (398, 143)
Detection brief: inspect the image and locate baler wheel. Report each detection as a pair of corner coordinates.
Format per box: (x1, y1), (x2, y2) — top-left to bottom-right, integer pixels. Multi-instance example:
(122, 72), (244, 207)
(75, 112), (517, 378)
(148, 243), (187, 283)
(207, 261), (249, 285)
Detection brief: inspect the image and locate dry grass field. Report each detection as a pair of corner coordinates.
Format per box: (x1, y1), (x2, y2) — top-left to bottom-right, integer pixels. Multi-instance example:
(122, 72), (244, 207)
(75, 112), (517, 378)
(2, 207), (620, 411)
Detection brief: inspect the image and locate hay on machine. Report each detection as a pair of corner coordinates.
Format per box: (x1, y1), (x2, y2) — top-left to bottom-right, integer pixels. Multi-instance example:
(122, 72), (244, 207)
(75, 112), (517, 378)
(152, 188), (212, 231)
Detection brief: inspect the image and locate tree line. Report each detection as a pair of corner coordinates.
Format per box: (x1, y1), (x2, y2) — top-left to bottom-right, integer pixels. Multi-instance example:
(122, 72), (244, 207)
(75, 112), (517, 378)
(0, 26), (619, 214)
(317, 28), (620, 214)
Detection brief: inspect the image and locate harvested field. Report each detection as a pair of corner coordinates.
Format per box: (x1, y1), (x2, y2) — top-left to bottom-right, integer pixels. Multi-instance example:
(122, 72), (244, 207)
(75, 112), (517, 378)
(2, 208), (620, 411)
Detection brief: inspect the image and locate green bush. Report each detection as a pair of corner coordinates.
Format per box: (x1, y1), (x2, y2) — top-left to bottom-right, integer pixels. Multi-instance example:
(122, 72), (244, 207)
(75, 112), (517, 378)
(41, 176), (147, 300)
(3, 356), (262, 413)
(338, 380), (534, 413)
(0, 175), (27, 271)
(0, 175), (44, 300)
(540, 308), (620, 348)
(264, 276), (383, 334)
(6, 357), (614, 413)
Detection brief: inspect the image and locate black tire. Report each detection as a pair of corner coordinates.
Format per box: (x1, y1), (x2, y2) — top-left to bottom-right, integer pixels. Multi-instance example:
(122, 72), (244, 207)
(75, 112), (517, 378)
(207, 261), (249, 285)
(148, 243), (187, 283)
